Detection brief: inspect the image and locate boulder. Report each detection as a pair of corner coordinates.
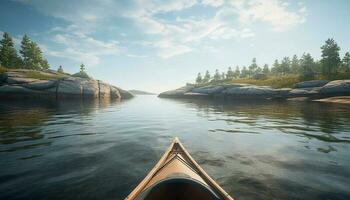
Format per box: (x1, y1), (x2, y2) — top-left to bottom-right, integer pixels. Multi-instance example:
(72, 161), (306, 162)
(295, 80), (328, 88)
(116, 87), (134, 99)
(110, 86), (121, 99)
(288, 88), (319, 97)
(6, 77), (37, 84)
(319, 80), (350, 95)
(222, 85), (278, 98)
(0, 85), (44, 94)
(22, 80), (57, 90)
(82, 79), (99, 97)
(98, 81), (111, 98)
(57, 77), (83, 96)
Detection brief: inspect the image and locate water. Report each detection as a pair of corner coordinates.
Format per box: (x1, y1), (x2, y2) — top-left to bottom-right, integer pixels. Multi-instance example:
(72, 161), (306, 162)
(0, 96), (349, 200)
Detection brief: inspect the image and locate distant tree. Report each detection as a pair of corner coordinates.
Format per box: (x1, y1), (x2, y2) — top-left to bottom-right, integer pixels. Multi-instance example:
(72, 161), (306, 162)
(203, 70), (211, 83)
(321, 38), (341, 76)
(300, 53), (315, 79)
(291, 55), (299, 74)
(41, 59), (49, 70)
(221, 72), (226, 80)
(0, 32), (21, 68)
(20, 35), (32, 69)
(213, 69), (221, 81)
(234, 66), (240, 78)
(280, 57), (291, 75)
(341, 52), (350, 72)
(262, 64), (269, 74)
(57, 65), (64, 73)
(196, 73), (202, 84)
(255, 66), (262, 74)
(248, 58), (258, 77)
(271, 59), (280, 75)
(80, 63), (85, 72)
(241, 66), (248, 78)
(226, 67), (234, 80)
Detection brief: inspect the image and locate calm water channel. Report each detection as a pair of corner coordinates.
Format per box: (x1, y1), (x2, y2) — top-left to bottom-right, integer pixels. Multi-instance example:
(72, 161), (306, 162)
(0, 95), (349, 200)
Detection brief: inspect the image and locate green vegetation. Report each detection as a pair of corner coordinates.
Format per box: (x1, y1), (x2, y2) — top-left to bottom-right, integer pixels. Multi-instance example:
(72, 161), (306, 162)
(15, 70), (68, 80)
(195, 38), (350, 88)
(72, 63), (90, 79)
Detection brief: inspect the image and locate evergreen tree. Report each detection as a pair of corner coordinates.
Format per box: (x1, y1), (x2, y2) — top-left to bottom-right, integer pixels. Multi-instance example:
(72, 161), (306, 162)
(262, 64), (269, 74)
(0, 32), (21, 68)
(300, 53), (315, 79)
(196, 73), (202, 84)
(20, 35), (48, 70)
(248, 58), (258, 77)
(271, 59), (280, 75)
(80, 63), (85, 72)
(57, 65), (64, 73)
(203, 70), (211, 83)
(291, 55), (299, 74)
(280, 57), (291, 75)
(221, 72), (226, 80)
(321, 38), (341, 76)
(234, 66), (240, 78)
(213, 69), (221, 81)
(41, 59), (49, 70)
(341, 52), (350, 72)
(255, 67), (262, 74)
(241, 66), (248, 78)
(226, 67), (234, 80)
(20, 34), (32, 69)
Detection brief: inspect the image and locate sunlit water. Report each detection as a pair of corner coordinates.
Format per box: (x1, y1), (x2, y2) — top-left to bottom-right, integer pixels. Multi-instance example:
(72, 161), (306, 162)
(0, 96), (350, 200)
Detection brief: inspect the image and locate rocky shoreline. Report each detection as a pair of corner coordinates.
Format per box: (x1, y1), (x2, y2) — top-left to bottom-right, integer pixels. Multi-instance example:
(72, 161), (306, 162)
(158, 80), (350, 103)
(0, 70), (133, 99)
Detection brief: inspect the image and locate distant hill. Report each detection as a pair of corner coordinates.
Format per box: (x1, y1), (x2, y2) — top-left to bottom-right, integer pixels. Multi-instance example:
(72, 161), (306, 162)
(128, 90), (156, 95)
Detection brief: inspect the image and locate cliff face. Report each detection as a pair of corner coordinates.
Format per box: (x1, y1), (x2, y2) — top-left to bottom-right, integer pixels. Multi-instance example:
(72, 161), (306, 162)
(0, 70), (134, 99)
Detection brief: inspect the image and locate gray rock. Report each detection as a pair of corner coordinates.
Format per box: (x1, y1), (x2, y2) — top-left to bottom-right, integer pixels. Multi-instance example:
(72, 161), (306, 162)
(288, 88), (319, 97)
(319, 80), (350, 95)
(115, 87), (134, 99)
(222, 85), (278, 98)
(295, 80), (328, 88)
(82, 79), (99, 97)
(0, 85), (44, 94)
(6, 77), (37, 84)
(98, 81), (111, 98)
(22, 80), (57, 90)
(57, 77), (83, 96)
(110, 86), (121, 99)
(192, 85), (225, 94)
(158, 85), (195, 98)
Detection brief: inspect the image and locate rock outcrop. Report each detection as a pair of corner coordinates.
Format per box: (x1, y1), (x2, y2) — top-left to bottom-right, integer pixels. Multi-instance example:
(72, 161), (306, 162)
(0, 71), (133, 99)
(159, 80), (350, 101)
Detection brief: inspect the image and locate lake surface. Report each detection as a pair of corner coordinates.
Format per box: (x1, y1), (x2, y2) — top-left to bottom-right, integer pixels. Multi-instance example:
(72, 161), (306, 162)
(0, 95), (350, 200)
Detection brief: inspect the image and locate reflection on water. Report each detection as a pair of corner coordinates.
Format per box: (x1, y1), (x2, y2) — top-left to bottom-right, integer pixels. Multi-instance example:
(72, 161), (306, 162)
(0, 96), (349, 200)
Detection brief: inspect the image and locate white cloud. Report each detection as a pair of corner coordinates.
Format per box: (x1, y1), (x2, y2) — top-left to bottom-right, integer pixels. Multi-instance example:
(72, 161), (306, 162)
(201, 0), (224, 7)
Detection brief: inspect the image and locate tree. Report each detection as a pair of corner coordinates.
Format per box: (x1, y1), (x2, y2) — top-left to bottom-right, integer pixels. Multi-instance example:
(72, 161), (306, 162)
(41, 59), (49, 70)
(262, 64), (269, 74)
(20, 35), (48, 70)
(20, 35), (32, 69)
(80, 63), (85, 72)
(226, 67), (234, 80)
(248, 58), (258, 77)
(234, 66), (240, 78)
(291, 55), (299, 74)
(241, 66), (248, 78)
(300, 53), (315, 79)
(341, 52), (350, 72)
(196, 73), (202, 84)
(221, 72), (226, 80)
(280, 57), (291, 75)
(213, 69), (221, 81)
(57, 65), (64, 73)
(203, 70), (210, 83)
(271, 59), (280, 75)
(0, 32), (21, 68)
(321, 38), (341, 76)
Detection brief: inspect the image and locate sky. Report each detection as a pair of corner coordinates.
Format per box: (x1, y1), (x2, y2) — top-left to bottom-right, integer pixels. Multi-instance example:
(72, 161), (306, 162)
(0, 0), (349, 93)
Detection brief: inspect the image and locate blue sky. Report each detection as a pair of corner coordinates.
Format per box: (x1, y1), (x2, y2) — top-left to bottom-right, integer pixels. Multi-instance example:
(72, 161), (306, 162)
(0, 0), (349, 93)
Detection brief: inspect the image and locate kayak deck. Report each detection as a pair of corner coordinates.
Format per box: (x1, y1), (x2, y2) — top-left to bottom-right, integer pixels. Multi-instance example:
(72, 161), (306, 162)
(125, 137), (233, 200)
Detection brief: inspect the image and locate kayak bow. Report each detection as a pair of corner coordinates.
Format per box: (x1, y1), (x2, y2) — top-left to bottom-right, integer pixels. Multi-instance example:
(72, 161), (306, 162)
(125, 137), (233, 200)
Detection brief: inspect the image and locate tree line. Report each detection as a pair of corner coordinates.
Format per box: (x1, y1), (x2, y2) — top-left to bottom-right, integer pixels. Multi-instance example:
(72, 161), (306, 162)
(196, 38), (350, 84)
(0, 32), (49, 70)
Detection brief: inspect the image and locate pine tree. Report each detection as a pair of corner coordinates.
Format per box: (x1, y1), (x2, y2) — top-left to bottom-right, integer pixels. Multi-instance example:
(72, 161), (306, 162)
(291, 55), (299, 74)
(321, 38), (341, 76)
(300, 53), (315, 79)
(20, 35), (32, 69)
(0, 32), (21, 68)
(57, 65), (64, 73)
(241, 66), (248, 78)
(203, 70), (210, 83)
(341, 52), (350, 72)
(80, 63), (85, 72)
(262, 64), (269, 74)
(248, 58), (258, 77)
(213, 69), (220, 81)
(226, 67), (234, 80)
(196, 73), (202, 84)
(280, 57), (291, 75)
(271, 59), (280, 75)
(234, 66), (240, 78)
(221, 72), (226, 80)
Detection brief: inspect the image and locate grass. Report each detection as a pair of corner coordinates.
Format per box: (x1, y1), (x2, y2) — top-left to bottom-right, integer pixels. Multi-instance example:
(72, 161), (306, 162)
(19, 70), (68, 80)
(0, 66), (8, 73)
(229, 75), (302, 88)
